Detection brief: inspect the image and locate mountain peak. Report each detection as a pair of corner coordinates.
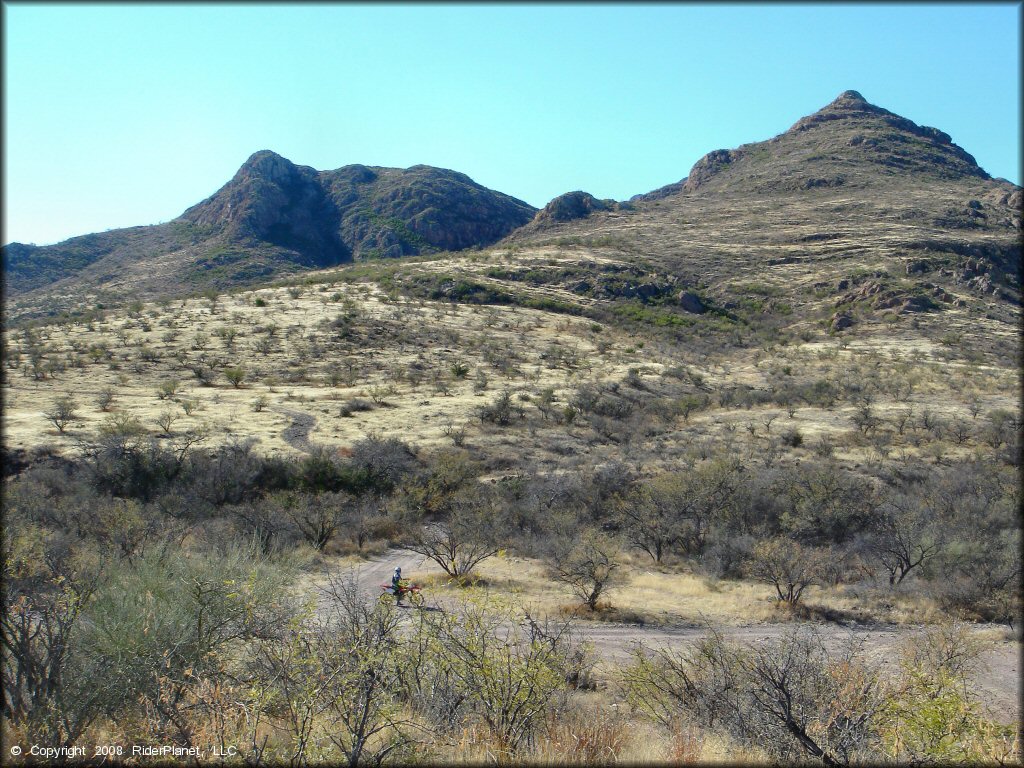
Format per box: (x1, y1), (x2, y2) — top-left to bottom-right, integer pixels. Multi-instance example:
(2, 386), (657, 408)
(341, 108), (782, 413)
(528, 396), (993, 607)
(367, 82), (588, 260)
(234, 149), (307, 184)
(674, 91), (990, 194)
(790, 90), (892, 131)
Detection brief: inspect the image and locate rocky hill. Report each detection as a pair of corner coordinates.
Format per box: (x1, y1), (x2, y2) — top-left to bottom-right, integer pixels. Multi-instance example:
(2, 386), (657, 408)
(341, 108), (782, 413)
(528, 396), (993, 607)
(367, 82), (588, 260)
(4, 90), (1020, 329)
(505, 90), (1021, 334)
(3, 153), (536, 314)
(181, 151), (538, 260)
(517, 190), (633, 234)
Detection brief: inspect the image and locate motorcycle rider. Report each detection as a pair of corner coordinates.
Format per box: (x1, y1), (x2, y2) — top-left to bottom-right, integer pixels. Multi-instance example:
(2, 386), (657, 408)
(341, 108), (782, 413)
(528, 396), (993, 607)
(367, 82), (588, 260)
(392, 566), (405, 605)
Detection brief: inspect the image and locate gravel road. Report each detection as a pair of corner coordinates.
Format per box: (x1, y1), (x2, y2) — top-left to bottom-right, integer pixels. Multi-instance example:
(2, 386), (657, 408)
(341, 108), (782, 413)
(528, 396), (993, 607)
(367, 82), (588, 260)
(323, 547), (1020, 725)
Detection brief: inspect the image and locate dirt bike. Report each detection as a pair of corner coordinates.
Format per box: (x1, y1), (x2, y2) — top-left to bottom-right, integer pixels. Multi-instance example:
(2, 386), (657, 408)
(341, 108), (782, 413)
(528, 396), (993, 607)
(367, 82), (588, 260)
(379, 581), (424, 607)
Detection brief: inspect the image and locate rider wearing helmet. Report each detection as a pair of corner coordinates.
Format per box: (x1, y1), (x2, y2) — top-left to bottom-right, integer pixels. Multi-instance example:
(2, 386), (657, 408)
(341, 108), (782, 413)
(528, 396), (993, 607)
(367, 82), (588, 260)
(392, 566), (404, 605)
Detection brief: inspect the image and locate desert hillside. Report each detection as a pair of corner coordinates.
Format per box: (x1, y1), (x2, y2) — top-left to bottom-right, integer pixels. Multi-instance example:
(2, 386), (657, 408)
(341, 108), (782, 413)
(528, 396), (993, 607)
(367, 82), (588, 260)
(3, 91), (1020, 765)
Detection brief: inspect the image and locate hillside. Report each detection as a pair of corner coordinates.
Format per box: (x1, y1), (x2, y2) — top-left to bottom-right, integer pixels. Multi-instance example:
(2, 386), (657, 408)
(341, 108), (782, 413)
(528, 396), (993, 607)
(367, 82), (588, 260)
(2, 153), (536, 318)
(504, 91), (1020, 340)
(3, 89), (1021, 764)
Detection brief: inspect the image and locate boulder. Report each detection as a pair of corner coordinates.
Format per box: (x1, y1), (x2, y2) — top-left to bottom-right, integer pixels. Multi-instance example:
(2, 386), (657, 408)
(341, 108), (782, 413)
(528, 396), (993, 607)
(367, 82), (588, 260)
(678, 291), (706, 314)
(636, 283), (663, 301)
(830, 312), (855, 332)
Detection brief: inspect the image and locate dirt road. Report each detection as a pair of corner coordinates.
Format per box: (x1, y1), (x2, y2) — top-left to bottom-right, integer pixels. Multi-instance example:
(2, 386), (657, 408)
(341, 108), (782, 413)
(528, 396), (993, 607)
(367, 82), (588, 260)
(320, 548), (1020, 725)
(279, 408), (319, 453)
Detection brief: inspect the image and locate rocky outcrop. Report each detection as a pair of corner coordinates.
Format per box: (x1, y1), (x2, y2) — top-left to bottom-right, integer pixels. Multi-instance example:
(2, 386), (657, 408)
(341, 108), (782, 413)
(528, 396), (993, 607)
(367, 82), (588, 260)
(184, 153), (538, 261)
(682, 149), (743, 192)
(630, 179), (686, 203)
(536, 191), (616, 223)
(3, 152), (540, 301)
(518, 191), (634, 234)
(182, 151), (348, 265)
(677, 290), (706, 314)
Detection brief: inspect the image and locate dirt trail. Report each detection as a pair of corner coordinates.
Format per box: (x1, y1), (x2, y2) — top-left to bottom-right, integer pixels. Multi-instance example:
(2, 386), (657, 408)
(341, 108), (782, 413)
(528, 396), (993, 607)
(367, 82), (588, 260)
(339, 548), (448, 599)
(323, 548), (1020, 725)
(278, 408), (319, 453)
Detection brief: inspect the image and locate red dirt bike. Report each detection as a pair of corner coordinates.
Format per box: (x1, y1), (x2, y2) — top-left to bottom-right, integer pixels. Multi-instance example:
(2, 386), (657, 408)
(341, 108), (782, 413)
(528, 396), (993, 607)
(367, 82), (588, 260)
(379, 581), (424, 607)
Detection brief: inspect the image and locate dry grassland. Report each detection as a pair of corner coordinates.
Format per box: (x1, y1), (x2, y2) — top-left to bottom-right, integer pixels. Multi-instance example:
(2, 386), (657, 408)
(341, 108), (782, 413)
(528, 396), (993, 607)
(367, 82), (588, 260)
(4, 247), (1018, 479)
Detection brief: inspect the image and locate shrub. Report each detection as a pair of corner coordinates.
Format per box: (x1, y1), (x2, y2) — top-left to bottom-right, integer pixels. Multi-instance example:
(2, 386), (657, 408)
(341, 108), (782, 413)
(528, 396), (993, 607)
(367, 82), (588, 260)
(44, 395), (77, 433)
(224, 366), (246, 388)
(746, 537), (827, 604)
(339, 398), (374, 417)
(409, 597), (580, 760)
(479, 390), (523, 426)
(78, 543), (296, 741)
(780, 428), (803, 447)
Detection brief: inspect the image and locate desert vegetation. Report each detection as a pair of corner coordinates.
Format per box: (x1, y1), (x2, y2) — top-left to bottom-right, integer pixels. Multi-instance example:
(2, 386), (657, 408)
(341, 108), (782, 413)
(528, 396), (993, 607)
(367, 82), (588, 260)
(2, 243), (1020, 763)
(3, 89), (1021, 764)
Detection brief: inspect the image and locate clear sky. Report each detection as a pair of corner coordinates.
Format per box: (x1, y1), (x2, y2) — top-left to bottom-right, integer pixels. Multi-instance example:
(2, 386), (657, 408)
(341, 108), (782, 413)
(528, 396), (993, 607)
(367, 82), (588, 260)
(3, 2), (1020, 246)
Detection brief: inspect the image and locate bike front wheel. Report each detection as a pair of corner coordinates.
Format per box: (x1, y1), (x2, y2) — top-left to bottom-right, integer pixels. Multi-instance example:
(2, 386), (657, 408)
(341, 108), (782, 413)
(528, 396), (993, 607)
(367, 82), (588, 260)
(409, 590), (424, 608)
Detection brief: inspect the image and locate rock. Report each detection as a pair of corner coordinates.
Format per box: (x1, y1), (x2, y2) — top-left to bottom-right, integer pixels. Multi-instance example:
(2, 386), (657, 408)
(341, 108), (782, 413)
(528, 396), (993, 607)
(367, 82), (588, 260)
(905, 259), (931, 275)
(533, 191), (616, 224)
(873, 294), (902, 310)
(898, 295), (937, 313)
(830, 312), (855, 331)
(636, 283), (663, 301)
(678, 291), (706, 314)
(682, 149), (740, 192)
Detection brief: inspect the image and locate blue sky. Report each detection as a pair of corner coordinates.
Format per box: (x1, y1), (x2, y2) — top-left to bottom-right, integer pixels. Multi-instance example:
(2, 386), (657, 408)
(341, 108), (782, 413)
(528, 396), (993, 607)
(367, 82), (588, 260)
(3, 2), (1020, 246)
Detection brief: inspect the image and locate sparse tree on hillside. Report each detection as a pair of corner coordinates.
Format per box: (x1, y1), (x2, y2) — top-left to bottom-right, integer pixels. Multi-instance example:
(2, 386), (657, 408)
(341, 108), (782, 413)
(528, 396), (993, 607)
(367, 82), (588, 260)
(224, 366), (246, 388)
(44, 395), (77, 434)
(154, 410), (179, 437)
(96, 387), (116, 412)
(479, 390), (523, 426)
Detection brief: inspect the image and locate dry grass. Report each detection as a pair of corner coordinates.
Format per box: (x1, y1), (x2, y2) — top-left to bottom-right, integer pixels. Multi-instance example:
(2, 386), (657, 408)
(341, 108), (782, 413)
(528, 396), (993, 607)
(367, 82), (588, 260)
(4, 246), (1017, 484)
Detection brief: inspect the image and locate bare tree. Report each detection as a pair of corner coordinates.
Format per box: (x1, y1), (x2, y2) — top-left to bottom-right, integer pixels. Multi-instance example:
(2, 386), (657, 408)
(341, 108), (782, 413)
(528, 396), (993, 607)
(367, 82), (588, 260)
(280, 491), (351, 550)
(747, 537), (828, 605)
(405, 492), (503, 578)
(311, 575), (416, 766)
(546, 528), (623, 610)
(44, 395), (77, 434)
(868, 494), (943, 587)
(2, 562), (107, 746)
(623, 627), (885, 765)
